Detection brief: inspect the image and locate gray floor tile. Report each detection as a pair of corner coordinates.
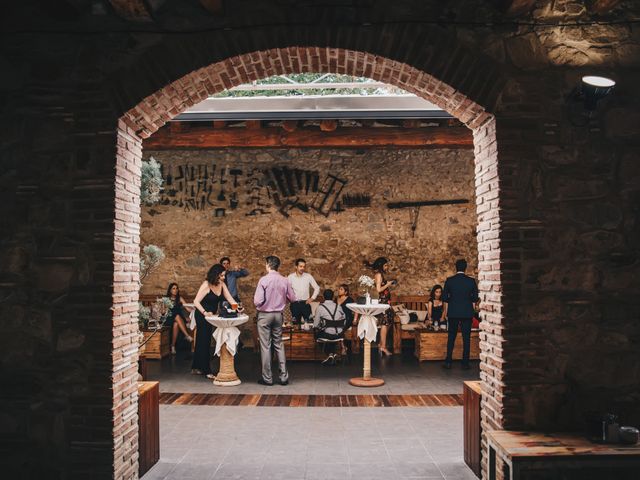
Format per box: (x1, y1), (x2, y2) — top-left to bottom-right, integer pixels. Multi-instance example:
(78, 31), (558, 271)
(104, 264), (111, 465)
(143, 402), (472, 480)
(394, 461), (444, 478)
(259, 463), (306, 479)
(148, 349), (479, 395)
(211, 464), (262, 480)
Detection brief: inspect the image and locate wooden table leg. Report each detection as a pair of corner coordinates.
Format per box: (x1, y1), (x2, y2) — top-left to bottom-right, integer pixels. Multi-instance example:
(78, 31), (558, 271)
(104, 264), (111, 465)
(213, 346), (241, 386)
(349, 339), (384, 387)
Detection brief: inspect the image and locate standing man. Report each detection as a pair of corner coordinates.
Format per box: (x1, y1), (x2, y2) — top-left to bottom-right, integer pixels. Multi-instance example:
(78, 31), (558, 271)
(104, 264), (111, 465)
(442, 259), (479, 370)
(254, 256), (297, 386)
(287, 258), (320, 324)
(220, 256), (249, 302)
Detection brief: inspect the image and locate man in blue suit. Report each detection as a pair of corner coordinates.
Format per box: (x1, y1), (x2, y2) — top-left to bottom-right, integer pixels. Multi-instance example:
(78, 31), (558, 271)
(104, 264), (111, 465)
(442, 259), (479, 370)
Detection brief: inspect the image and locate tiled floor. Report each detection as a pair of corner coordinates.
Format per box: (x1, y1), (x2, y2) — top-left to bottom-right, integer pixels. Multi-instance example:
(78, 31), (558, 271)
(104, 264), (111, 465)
(147, 349), (479, 395)
(142, 405), (477, 480)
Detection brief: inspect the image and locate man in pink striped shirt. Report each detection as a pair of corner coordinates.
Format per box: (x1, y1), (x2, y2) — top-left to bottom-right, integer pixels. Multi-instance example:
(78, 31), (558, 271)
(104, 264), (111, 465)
(253, 255), (297, 386)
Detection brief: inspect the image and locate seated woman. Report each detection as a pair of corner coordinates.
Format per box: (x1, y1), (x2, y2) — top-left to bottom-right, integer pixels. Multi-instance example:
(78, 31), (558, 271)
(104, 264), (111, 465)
(427, 284), (445, 329)
(314, 289), (347, 365)
(336, 284), (356, 355)
(165, 283), (194, 354)
(336, 284), (355, 329)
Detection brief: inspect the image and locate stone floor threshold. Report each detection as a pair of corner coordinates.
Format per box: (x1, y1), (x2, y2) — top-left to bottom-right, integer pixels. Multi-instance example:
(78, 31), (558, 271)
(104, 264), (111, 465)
(160, 392), (463, 407)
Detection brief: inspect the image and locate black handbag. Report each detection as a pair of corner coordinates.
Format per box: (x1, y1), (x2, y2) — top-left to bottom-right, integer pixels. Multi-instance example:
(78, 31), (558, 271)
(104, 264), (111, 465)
(218, 301), (238, 318)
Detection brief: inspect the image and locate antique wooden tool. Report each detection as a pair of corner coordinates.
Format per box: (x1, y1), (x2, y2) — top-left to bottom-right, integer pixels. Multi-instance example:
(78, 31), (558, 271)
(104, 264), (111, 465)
(386, 199), (469, 209)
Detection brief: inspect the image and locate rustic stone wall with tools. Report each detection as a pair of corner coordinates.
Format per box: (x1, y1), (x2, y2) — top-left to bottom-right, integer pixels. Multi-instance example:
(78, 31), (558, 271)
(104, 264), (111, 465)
(140, 147), (477, 319)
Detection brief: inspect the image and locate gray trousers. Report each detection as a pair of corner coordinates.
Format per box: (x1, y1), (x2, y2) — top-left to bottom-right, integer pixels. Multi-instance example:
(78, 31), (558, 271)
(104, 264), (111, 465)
(257, 311), (289, 383)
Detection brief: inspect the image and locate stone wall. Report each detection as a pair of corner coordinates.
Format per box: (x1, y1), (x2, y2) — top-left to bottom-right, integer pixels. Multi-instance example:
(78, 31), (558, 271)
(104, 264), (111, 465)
(140, 148), (478, 316)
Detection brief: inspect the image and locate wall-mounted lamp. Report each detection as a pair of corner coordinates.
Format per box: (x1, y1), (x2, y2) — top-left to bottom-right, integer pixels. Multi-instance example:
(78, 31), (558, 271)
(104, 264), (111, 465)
(581, 76), (616, 110)
(567, 75), (616, 126)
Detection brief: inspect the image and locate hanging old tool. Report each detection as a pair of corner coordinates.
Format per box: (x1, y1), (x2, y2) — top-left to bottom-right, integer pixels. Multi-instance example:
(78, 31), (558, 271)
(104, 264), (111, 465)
(217, 167), (226, 201)
(230, 168), (242, 188)
(410, 207), (420, 238)
(311, 174), (347, 217)
(387, 199), (469, 208)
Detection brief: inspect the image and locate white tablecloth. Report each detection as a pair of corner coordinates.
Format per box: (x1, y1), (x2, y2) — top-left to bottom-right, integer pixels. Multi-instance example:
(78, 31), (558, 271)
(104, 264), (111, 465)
(345, 303), (391, 343)
(205, 314), (249, 356)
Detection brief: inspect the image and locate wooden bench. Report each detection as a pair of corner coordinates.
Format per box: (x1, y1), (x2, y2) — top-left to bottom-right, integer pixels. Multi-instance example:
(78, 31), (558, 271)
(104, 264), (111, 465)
(414, 329), (480, 361)
(487, 430), (640, 480)
(140, 327), (171, 359)
(391, 294), (429, 354)
(138, 381), (159, 477)
(464, 381), (482, 478)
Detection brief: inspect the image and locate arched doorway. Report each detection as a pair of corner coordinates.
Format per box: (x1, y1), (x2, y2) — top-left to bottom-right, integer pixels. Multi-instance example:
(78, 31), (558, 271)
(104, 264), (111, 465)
(113, 47), (503, 478)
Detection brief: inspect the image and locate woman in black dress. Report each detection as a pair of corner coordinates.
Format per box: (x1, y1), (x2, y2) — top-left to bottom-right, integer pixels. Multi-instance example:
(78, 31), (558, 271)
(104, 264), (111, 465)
(427, 284), (445, 329)
(336, 284), (356, 356)
(191, 264), (237, 378)
(336, 284), (355, 329)
(365, 257), (396, 356)
(165, 283), (194, 355)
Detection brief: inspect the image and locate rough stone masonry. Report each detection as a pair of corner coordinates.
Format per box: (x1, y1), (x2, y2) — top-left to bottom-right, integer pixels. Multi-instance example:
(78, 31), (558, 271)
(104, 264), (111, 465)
(141, 147), (477, 326)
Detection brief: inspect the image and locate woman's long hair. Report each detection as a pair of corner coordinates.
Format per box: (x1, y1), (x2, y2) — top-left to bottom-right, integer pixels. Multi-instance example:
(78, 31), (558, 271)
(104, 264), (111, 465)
(364, 257), (388, 273)
(166, 282), (181, 303)
(207, 264), (226, 285)
(430, 284), (443, 302)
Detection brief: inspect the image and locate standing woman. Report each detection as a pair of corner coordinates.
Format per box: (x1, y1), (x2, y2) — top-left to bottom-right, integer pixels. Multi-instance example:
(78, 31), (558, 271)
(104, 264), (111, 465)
(427, 284), (445, 328)
(365, 257), (396, 356)
(192, 264), (237, 379)
(165, 283), (194, 355)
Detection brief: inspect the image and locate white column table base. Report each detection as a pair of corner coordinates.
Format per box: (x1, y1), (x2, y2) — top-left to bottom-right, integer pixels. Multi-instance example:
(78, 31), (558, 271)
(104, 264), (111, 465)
(346, 304), (390, 388)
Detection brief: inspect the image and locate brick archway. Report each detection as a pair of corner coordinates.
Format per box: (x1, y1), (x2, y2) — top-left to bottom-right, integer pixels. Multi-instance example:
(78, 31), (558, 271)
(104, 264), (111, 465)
(114, 47), (502, 478)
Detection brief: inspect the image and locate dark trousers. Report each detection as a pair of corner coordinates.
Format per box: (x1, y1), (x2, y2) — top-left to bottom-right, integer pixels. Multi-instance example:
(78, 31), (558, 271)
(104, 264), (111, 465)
(445, 317), (472, 365)
(316, 331), (342, 354)
(191, 314), (213, 374)
(290, 301), (311, 323)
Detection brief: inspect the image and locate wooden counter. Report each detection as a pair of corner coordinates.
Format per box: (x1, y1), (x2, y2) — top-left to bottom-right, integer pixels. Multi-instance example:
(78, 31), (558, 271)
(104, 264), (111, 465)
(138, 381), (159, 476)
(283, 326), (357, 360)
(487, 430), (640, 480)
(414, 329), (480, 361)
(283, 327), (322, 361)
(463, 381), (482, 478)
(140, 327), (170, 359)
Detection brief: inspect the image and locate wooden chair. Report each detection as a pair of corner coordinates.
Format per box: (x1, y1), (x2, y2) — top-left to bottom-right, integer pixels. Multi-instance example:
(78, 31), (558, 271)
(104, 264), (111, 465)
(390, 294), (429, 354)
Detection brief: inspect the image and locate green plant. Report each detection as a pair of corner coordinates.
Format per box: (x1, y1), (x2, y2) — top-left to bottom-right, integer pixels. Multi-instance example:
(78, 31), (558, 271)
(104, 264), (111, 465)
(138, 303), (150, 330)
(141, 156), (163, 205)
(139, 244), (165, 283)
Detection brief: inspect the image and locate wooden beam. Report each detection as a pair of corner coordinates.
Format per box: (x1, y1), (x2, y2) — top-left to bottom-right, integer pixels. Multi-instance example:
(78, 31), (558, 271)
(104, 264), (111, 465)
(496, 0), (537, 17)
(143, 126), (473, 149)
(169, 122), (187, 133)
(245, 120), (261, 130)
(589, 0), (621, 14)
(109, 0), (153, 22)
(319, 120), (337, 132)
(281, 120), (298, 133)
(213, 120), (226, 129)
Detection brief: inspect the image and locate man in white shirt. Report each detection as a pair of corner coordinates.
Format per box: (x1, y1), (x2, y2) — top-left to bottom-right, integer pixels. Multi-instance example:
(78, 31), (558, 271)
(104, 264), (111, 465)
(287, 258), (320, 324)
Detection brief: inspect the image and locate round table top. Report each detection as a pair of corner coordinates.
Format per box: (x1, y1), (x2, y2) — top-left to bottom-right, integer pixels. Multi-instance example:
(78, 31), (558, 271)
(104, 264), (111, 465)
(345, 303), (391, 315)
(205, 314), (249, 328)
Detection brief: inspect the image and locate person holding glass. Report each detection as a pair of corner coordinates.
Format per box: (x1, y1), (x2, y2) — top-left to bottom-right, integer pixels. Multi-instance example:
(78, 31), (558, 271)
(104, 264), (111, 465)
(191, 264), (238, 379)
(364, 257), (396, 356)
